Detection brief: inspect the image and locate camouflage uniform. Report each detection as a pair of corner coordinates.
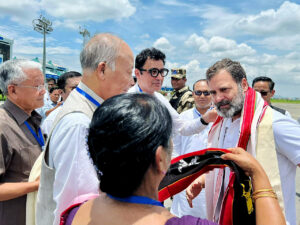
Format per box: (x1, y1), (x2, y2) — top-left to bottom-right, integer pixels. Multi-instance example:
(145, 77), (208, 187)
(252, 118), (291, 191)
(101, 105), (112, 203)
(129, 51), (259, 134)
(169, 68), (194, 114)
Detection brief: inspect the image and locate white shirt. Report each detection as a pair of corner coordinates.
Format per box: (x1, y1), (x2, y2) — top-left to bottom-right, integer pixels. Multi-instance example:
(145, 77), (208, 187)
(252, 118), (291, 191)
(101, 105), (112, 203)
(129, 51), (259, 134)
(49, 83), (103, 225)
(41, 105), (62, 137)
(128, 83), (207, 136)
(217, 110), (300, 225)
(171, 108), (212, 218)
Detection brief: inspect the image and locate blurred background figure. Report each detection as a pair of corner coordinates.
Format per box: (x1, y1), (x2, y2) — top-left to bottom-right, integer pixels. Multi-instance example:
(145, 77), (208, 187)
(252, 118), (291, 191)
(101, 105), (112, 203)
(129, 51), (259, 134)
(170, 68), (194, 113)
(252, 76), (291, 117)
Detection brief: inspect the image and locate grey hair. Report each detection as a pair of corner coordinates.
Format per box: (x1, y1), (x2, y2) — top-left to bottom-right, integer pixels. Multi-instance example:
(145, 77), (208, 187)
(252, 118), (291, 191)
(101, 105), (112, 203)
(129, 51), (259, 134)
(206, 58), (247, 84)
(80, 33), (122, 72)
(0, 59), (42, 95)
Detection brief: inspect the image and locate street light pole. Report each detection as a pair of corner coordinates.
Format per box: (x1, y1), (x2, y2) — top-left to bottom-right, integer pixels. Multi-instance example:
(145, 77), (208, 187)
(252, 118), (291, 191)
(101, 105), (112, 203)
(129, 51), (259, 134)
(79, 26), (90, 47)
(32, 15), (53, 79)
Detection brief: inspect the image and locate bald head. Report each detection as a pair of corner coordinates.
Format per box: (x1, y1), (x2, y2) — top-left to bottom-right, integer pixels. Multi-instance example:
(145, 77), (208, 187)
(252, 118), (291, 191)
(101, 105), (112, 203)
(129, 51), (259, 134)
(80, 33), (123, 72)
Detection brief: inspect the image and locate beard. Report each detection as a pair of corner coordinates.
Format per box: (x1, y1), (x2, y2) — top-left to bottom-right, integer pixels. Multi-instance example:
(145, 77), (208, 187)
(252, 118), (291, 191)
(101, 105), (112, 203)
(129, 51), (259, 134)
(215, 85), (245, 118)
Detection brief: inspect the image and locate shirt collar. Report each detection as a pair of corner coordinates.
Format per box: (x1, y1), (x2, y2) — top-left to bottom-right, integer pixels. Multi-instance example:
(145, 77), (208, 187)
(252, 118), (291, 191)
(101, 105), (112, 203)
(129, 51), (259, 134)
(3, 99), (42, 126)
(78, 82), (104, 105)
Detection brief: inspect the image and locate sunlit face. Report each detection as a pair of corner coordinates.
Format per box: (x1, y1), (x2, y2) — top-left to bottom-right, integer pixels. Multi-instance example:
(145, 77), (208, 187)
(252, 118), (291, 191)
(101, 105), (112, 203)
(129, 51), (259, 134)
(136, 59), (165, 94)
(62, 76), (82, 100)
(192, 81), (212, 110)
(50, 89), (60, 103)
(208, 69), (247, 118)
(102, 42), (134, 100)
(171, 77), (186, 91)
(253, 81), (274, 104)
(13, 68), (45, 113)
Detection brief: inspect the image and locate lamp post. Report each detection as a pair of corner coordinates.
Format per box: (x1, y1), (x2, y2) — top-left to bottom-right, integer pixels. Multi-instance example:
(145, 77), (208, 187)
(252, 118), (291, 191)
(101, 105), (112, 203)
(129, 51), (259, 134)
(32, 15), (53, 79)
(79, 26), (90, 47)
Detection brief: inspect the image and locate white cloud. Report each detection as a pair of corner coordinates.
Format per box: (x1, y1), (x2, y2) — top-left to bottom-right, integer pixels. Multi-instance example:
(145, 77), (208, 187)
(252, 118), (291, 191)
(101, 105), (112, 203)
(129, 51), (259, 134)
(185, 34), (256, 58)
(236, 1), (300, 36)
(0, 0), (40, 25)
(41, 0), (136, 22)
(153, 37), (175, 53)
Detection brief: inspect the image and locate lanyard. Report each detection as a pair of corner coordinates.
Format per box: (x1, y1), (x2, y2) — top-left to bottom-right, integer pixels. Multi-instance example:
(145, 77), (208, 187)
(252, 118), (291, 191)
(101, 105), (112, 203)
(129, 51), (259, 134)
(138, 85), (143, 93)
(76, 87), (101, 107)
(194, 108), (202, 118)
(107, 194), (164, 207)
(24, 121), (44, 147)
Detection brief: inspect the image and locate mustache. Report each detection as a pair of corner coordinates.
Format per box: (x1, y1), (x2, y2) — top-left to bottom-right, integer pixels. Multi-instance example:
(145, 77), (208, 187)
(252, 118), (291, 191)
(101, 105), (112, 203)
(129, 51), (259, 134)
(215, 100), (231, 108)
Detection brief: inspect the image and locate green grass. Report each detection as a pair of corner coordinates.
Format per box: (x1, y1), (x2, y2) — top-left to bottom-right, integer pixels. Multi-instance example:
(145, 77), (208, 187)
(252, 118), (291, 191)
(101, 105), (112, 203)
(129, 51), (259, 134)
(0, 95), (6, 101)
(271, 99), (300, 104)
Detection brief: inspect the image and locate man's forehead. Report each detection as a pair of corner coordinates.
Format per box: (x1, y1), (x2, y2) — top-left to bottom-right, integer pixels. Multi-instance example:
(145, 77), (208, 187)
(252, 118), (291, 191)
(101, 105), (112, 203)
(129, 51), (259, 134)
(194, 81), (209, 89)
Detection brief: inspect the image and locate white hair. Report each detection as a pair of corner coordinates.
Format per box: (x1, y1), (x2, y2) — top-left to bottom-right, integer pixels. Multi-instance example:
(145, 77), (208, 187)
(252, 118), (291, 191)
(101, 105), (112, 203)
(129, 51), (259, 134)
(0, 59), (42, 95)
(80, 33), (122, 72)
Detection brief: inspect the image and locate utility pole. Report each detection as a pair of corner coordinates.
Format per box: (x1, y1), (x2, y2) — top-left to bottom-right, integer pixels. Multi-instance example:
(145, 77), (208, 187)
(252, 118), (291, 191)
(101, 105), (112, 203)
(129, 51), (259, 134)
(32, 15), (53, 79)
(79, 26), (90, 47)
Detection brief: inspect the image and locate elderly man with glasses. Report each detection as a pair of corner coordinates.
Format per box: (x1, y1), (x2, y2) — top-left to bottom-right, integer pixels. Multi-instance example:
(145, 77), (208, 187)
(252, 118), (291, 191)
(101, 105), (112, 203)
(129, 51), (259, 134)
(170, 68), (195, 113)
(128, 47), (217, 136)
(252, 76), (291, 117)
(0, 59), (45, 225)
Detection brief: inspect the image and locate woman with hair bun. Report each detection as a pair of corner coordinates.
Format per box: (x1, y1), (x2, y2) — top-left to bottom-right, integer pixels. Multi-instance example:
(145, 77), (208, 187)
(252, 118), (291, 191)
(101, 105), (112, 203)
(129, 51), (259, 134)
(61, 93), (285, 225)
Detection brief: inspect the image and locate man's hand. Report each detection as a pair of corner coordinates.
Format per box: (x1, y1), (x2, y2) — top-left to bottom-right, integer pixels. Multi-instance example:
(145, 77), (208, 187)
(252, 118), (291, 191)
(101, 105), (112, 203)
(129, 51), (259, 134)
(202, 108), (218, 124)
(186, 174), (205, 208)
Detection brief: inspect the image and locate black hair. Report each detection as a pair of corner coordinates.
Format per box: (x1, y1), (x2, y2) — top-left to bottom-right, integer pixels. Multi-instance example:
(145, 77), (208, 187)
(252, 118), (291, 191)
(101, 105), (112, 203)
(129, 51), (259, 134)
(206, 58), (247, 84)
(252, 76), (274, 91)
(88, 93), (172, 197)
(135, 48), (166, 69)
(46, 78), (56, 84)
(49, 87), (59, 94)
(57, 71), (82, 91)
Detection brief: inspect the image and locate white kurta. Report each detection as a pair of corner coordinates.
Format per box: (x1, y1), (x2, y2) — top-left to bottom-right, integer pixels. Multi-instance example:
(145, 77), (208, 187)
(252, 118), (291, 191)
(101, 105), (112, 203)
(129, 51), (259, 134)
(48, 83), (102, 225)
(171, 107), (212, 218)
(211, 110), (300, 225)
(128, 83), (208, 136)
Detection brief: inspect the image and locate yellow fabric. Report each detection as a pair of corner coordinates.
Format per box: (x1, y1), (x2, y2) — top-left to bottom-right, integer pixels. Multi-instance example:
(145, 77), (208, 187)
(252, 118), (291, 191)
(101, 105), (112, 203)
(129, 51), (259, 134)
(26, 152), (44, 225)
(255, 106), (285, 215)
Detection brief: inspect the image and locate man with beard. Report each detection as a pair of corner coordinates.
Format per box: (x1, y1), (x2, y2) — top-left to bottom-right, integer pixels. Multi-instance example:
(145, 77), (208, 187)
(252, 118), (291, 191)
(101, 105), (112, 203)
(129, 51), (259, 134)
(186, 58), (300, 225)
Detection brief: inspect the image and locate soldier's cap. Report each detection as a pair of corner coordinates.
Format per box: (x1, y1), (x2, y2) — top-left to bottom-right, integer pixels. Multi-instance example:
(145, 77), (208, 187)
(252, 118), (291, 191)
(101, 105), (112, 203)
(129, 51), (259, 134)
(171, 68), (186, 79)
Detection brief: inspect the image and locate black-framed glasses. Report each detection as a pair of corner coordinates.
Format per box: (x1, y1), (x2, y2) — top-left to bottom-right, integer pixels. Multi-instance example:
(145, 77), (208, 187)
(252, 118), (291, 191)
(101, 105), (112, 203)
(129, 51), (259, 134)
(139, 68), (169, 77)
(194, 90), (210, 96)
(258, 91), (269, 96)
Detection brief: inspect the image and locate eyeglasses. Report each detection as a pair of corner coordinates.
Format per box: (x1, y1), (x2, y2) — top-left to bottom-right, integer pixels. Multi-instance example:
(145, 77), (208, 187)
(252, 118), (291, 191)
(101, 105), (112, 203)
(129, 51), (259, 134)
(258, 91), (269, 96)
(139, 68), (169, 77)
(15, 84), (46, 92)
(194, 90), (210, 96)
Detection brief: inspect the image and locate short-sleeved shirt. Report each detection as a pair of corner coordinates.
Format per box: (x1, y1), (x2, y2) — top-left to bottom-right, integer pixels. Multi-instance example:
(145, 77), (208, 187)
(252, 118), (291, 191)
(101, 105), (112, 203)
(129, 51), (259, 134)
(0, 99), (42, 225)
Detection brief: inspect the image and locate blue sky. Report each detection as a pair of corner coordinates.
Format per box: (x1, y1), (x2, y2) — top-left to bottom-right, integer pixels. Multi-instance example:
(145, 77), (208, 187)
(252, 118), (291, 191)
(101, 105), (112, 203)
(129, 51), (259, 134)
(1, 0), (300, 98)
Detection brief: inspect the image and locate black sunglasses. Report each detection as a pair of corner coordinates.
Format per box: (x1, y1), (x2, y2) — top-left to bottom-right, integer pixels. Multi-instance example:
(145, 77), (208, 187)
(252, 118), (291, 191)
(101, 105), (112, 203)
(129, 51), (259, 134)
(139, 68), (169, 77)
(258, 91), (269, 96)
(194, 90), (210, 96)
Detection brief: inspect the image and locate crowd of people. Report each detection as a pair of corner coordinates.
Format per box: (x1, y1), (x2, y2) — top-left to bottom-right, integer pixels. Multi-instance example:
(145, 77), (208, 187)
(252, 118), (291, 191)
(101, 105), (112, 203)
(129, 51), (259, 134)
(0, 33), (299, 225)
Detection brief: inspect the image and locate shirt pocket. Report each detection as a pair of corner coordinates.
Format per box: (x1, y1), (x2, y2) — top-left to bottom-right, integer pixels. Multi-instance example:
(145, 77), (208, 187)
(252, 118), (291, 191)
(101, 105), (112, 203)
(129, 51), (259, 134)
(11, 145), (41, 179)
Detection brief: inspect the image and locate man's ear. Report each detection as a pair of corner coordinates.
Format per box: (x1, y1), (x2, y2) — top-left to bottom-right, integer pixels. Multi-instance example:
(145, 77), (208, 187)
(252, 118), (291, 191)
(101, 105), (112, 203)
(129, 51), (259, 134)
(7, 84), (17, 99)
(241, 78), (249, 92)
(135, 68), (141, 79)
(270, 89), (275, 98)
(155, 146), (167, 175)
(96, 62), (106, 80)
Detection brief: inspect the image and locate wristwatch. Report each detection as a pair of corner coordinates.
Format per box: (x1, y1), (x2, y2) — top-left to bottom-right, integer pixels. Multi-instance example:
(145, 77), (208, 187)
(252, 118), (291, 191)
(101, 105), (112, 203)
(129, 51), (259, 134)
(200, 117), (209, 125)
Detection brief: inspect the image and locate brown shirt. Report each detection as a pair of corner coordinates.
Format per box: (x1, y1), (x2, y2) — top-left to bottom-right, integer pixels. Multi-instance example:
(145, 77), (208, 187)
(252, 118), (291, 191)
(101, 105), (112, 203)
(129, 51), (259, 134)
(0, 99), (42, 225)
